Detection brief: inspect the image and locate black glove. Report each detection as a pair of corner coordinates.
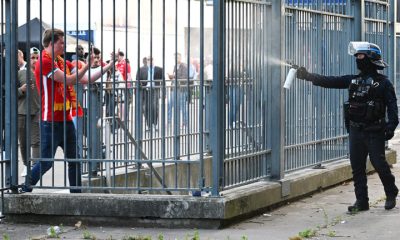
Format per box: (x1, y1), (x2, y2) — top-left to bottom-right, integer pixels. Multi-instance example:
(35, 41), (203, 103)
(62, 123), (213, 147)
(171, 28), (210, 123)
(296, 67), (309, 80)
(385, 129), (394, 141)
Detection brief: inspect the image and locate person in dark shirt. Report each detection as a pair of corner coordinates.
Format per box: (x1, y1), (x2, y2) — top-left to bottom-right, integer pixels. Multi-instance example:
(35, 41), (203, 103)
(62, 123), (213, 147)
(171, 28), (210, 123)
(296, 42), (398, 212)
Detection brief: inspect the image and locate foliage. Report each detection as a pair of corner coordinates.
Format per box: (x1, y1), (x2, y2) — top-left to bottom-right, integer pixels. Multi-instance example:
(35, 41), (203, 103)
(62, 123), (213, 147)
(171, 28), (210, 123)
(83, 230), (97, 240)
(327, 230), (336, 237)
(48, 226), (59, 238)
(298, 229), (317, 238)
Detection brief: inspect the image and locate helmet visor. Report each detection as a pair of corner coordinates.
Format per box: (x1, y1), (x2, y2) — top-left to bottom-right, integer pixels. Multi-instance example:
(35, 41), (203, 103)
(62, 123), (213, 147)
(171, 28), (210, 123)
(348, 41), (370, 56)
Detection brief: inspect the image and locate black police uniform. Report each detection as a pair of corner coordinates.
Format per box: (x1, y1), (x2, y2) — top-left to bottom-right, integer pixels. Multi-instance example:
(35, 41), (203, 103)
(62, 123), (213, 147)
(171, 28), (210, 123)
(301, 71), (399, 209)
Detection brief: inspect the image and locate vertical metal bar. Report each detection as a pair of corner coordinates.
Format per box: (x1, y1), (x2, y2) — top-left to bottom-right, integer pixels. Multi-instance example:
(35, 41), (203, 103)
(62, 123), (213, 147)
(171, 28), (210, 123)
(186, 0), (191, 189)
(0, 0), (3, 162)
(161, 0), (166, 187)
(10, 1), (19, 193)
(35, 0), (42, 190)
(264, 4), (272, 177)
(270, 1), (284, 179)
(112, 0), (116, 188)
(174, 0), (178, 189)
(88, 0), (100, 177)
(210, 0), (225, 196)
(124, 0), (129, 186)
(354, 0), (365, 41)
(315, 9), (323, 167)
(0, 0), (3, 204)
(59, 0), (65, 189)
(0, 0), (3, 167)
(5, 0), (19, 192)
(25, 0), (32, 185)
(11, 0), (18, 190)
(135, 0), (142, 191)
(122, 0), (127, 188)
(99, 0), (105, 185)
(227, 0), (232, 163)
(388, 0), (396, 83)
(149, 0), (154, 189)
(224, 0), (229, 187)
(199, 0), (205, 190)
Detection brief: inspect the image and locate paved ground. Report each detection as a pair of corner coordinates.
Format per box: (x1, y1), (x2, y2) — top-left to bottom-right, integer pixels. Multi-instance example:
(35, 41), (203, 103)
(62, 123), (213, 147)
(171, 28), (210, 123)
(2, 133), (400, 239)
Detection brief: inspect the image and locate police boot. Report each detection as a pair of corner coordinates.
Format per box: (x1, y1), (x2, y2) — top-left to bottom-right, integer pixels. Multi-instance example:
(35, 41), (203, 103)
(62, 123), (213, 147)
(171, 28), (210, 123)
(384, 196), (397, 210)
(348, 200), (369, 213)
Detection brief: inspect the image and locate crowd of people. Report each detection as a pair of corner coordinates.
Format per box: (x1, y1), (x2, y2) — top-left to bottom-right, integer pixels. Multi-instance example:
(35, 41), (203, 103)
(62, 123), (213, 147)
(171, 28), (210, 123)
(17, 28), (212, 192)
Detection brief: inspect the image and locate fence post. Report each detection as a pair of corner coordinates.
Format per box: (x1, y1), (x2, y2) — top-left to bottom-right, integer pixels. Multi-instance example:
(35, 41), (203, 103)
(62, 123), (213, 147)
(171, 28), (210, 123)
(389, 0), (397, 84)
(5, 0), (19, 192)
(353, 0), (364, 41)
(269, 1), (285, 180)
(210, 0), (225, 196)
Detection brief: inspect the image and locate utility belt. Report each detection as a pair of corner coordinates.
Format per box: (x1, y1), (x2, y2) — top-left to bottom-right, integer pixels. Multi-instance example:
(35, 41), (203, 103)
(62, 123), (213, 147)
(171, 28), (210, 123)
(349, 118), (385, 131)
(344, 100), (384, 123)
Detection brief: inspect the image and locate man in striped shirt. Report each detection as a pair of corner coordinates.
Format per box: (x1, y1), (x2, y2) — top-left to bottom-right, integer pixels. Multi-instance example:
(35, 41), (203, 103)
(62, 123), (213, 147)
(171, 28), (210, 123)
(23, 28), (91, 193)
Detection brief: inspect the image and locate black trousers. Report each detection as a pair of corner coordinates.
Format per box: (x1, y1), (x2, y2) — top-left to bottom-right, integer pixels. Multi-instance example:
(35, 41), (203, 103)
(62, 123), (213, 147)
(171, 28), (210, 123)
(142, 88), (160, 128)
(349, 125), (398, 202)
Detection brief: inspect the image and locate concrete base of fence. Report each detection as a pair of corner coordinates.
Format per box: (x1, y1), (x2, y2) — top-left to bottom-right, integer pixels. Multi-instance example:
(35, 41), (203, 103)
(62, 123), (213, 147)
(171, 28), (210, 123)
(2, 150), (396, 229)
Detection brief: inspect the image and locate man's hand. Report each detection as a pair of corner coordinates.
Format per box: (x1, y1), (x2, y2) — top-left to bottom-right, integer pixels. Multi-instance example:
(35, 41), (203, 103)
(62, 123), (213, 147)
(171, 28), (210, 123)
(19, 83), (27, 93)
(385, 129), (394, 141)
(296, 67), (309, 80)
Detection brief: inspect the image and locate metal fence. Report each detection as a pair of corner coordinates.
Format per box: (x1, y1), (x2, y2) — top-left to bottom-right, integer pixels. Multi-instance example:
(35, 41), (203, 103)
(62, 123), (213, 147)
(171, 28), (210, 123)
(223, 0), (272, 189)
(0, 0), (397, 201)
(283, 1), (354, 172)
(397, 36), (400, 100)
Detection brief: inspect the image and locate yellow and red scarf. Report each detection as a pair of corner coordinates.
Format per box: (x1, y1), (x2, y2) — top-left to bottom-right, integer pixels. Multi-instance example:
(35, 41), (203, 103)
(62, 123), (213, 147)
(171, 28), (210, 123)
(43, 51), (83, 117)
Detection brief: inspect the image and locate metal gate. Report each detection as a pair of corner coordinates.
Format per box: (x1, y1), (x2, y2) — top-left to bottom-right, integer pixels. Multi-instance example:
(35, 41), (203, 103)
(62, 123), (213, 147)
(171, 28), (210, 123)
(223, 0), (272, 189)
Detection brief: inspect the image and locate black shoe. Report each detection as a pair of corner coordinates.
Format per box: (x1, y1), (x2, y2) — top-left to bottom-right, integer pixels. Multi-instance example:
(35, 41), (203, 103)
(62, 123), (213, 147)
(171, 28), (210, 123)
(348, 200), (369, 213)
(385, 196), (397, 210)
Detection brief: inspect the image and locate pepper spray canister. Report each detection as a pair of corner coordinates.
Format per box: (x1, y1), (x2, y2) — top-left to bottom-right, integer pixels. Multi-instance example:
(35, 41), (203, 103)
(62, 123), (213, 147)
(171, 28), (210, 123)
(283, 65), (299, 89)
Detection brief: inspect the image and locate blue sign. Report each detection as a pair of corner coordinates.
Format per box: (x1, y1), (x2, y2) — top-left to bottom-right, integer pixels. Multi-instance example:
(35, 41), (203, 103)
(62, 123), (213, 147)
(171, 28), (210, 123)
(67, 30), (94, 43)
(286, 0), (346, 4)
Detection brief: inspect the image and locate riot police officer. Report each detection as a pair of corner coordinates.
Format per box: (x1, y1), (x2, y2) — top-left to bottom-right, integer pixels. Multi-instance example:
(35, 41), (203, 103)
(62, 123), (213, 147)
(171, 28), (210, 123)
(296, 42), (398, 212)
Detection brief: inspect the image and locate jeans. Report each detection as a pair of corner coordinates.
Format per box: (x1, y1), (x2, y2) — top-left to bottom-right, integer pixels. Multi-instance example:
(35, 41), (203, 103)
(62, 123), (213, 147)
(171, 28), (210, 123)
(349, 125), (398, 202)
(167, 89), (188, 126)
(26, 121), (82, 193)
(72, 115), (84, 159)
(142, 88), (160, 128)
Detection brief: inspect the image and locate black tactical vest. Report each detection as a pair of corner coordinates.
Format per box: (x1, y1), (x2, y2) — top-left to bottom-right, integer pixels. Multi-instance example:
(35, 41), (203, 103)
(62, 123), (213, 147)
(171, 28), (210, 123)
(345, 76), (385, 123)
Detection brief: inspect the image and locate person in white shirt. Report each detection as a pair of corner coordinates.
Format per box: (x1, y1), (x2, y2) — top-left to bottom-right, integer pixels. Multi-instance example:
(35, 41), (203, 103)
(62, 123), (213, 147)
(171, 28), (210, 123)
(71, 47), (115, 176)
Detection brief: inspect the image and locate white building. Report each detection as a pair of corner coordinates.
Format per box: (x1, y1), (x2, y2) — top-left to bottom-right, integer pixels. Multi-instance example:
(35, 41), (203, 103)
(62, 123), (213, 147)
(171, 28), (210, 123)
(17, 0), (214, 72)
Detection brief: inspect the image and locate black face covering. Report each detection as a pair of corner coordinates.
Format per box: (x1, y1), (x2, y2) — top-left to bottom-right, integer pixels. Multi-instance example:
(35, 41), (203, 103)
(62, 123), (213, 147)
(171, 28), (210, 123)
(356, 58), (376, 74)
